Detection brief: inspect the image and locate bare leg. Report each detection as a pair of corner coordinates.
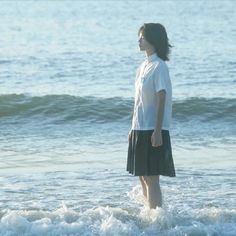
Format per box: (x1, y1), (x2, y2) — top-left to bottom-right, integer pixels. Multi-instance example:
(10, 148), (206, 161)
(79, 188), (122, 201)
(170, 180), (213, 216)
(144, 175), (162, 208)
(139, 176), (147, 198)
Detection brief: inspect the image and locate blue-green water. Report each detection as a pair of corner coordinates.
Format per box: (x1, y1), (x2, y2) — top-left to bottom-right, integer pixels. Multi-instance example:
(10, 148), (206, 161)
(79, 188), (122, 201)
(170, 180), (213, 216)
(0, 1), (235, 235)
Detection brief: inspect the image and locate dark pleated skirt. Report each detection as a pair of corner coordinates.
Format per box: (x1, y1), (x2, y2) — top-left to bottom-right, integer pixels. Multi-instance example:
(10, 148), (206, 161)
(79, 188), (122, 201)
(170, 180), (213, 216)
(127, 129), (176, 177)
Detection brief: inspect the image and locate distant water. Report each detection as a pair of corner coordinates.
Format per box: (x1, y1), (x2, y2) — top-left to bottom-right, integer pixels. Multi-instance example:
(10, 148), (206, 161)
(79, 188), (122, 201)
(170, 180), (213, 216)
(0, 0), (236, 235)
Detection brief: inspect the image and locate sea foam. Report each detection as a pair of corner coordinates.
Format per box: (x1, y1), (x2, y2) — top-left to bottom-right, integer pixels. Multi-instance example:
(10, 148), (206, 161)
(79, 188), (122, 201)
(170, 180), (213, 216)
(1, 197), (235, 236)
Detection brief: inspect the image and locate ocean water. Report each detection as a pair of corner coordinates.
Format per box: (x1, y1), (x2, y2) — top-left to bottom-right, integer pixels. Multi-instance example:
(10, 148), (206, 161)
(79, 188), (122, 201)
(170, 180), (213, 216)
(0, 0), (236, 235)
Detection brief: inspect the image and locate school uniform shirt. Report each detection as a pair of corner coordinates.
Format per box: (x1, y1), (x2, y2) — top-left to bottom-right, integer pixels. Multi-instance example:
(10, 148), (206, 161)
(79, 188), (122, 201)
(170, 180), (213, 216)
(131, 53), (172, 130)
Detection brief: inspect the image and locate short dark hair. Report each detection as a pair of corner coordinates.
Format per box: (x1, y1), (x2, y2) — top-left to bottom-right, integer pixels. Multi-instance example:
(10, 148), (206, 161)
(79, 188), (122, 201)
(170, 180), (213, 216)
(138, 23), (172, 61)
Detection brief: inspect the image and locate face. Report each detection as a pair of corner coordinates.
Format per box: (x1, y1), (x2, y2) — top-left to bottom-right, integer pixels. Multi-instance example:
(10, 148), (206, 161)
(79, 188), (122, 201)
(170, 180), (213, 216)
(138, 32), (154, 52)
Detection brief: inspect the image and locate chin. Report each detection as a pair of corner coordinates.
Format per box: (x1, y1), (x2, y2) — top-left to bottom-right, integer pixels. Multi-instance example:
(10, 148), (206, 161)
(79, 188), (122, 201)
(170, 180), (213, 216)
(139, 46), (144, 51)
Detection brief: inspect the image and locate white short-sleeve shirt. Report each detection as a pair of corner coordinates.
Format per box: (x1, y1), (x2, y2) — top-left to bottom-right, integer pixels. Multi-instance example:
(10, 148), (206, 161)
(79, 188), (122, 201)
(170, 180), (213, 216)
(131, 53), (172, 130)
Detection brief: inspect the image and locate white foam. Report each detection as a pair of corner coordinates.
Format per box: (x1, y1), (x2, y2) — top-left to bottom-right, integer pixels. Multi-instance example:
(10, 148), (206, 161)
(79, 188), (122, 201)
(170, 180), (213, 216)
(0, 185), (236, 236)
(0, 202), (236, 236)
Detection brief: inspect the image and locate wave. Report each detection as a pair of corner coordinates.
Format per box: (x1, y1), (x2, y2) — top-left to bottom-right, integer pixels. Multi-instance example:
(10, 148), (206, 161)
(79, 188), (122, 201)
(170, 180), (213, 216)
(0, 94), (235, 123)
(0, 94), (131, 123)
(174, 97), (236, 121)
(0, 204), (235, 236)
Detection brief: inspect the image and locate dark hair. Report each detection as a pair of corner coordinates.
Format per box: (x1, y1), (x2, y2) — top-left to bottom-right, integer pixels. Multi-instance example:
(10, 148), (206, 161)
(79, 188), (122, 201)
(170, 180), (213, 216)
(138, 23), (172, 61)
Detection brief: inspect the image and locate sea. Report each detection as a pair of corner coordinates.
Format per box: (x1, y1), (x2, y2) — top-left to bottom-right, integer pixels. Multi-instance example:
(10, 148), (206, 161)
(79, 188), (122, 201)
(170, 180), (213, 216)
(0, 0), (235, 235)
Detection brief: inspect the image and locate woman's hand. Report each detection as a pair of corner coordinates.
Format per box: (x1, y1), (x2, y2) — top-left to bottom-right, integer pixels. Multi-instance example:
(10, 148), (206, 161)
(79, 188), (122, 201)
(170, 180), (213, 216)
(151, 130), (162, 147)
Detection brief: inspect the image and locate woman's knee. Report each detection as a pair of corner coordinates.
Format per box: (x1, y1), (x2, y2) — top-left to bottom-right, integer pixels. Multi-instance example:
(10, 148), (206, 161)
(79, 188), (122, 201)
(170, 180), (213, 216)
(143, 175), (159, 186)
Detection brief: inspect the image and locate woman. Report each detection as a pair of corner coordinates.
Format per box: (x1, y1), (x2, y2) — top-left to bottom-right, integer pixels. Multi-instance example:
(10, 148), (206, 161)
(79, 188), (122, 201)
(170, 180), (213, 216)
(127, 23), (176, 209)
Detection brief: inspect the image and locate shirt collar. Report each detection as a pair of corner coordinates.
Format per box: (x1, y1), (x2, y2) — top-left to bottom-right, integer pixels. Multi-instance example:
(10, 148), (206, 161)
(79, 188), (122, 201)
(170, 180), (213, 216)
(147, 53), (159, 62)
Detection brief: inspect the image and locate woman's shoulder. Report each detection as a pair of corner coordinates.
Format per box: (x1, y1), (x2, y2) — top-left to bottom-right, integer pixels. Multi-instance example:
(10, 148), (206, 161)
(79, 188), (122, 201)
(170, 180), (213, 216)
(153, 59), (169, 73)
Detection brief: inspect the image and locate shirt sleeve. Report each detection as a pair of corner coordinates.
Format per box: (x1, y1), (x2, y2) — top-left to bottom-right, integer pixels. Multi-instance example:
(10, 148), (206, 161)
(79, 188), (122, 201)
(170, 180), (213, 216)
(153, 62), (168, 93)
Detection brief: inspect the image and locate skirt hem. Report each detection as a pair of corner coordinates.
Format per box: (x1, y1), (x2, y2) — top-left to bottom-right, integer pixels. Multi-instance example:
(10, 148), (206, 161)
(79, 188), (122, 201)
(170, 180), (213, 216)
(127, 170), (176, 177)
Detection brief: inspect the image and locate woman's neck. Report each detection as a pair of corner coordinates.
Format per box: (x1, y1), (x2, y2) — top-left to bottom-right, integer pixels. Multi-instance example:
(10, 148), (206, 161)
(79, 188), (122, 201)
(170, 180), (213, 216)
(145, 49), (156, 57)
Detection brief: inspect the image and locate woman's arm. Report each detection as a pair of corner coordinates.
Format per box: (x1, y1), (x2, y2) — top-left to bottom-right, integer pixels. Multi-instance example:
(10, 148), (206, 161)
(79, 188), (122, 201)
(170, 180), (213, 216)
(151, 90), (166, 147)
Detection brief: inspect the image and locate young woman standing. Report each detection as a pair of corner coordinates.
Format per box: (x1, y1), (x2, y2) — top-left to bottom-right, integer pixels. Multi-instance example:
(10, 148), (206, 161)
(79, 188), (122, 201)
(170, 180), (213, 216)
(127, 23), (176, 209)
